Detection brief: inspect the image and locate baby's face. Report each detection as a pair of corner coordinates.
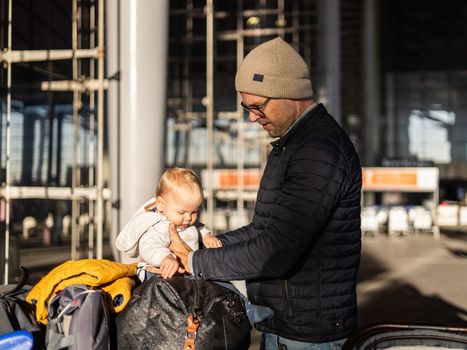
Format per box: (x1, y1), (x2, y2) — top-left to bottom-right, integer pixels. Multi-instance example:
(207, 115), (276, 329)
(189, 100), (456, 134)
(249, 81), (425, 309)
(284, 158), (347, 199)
(157, 189), (203, 229)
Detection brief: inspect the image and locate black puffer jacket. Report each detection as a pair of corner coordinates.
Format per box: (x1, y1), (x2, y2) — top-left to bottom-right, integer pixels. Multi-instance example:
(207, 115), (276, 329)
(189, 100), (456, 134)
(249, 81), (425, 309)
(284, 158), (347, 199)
(193, 104), (362, 342)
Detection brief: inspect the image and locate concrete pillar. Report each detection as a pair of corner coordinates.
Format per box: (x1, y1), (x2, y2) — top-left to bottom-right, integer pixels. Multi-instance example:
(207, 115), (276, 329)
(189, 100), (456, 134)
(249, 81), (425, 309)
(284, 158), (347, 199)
(317, 0), (341, 123)
(107, 0), (169, 262)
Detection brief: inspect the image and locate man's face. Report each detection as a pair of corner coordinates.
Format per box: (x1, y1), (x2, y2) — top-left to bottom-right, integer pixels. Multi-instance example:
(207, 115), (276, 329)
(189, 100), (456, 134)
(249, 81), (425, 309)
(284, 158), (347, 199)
(240, 92), (298, 138)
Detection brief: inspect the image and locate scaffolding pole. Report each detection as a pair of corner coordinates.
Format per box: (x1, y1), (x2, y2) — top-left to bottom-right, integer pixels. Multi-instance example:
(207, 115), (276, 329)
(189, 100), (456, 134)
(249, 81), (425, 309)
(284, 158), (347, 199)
(88, 0), (96, 259)
(236, 1), (245, 220)
(96, 0), (105, 259)
(3, 0), (13, 284)
(0, 186), (110, 200)
(0, 48), (100, 63)
(205, 0), (215, 231)
(71, 0), (81, 260)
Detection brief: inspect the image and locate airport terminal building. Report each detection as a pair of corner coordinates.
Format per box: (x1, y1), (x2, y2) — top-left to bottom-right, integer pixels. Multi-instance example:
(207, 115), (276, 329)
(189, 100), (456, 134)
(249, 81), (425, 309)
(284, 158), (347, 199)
(1, 0), (467, 282)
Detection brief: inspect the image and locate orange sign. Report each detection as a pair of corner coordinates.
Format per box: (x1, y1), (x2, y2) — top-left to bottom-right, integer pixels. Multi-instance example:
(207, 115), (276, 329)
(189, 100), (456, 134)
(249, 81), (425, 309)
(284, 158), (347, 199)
(362, 167), (438, 191)
(219, 172), (261, 188)
(363, 169), (417, 188)
(202, 169), (262, 190)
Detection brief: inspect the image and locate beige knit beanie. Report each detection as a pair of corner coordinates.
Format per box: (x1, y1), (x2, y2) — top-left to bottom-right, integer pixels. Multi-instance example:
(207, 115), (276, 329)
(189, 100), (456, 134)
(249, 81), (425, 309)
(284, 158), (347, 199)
(235, 37), (313, 99)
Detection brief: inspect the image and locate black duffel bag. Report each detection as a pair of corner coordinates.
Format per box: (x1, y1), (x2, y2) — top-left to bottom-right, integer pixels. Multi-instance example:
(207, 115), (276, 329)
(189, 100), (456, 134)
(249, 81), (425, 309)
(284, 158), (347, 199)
(116, 276), (251, 350)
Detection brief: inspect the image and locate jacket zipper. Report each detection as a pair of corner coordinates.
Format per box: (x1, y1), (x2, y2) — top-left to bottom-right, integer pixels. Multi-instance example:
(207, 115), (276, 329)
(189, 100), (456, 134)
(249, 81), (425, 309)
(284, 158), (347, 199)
(281, 280), (293, 317)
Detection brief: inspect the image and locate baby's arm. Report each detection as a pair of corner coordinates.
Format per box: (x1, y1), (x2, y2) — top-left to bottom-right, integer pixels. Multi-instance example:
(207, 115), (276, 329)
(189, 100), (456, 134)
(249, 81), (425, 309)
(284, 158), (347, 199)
(138, 225), (173, 267)
(197, 224), (222, 248)
(203, 234), (222, 248)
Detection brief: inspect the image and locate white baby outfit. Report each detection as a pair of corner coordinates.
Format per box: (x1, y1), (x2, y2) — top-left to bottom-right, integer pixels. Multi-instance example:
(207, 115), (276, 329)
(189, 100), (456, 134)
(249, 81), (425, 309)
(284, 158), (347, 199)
(116, 197), (210, 267)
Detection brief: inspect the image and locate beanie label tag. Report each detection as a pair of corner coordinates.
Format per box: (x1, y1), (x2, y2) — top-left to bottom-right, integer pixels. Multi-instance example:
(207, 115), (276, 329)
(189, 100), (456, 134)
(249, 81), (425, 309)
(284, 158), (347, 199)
(253, 73), (264, 82)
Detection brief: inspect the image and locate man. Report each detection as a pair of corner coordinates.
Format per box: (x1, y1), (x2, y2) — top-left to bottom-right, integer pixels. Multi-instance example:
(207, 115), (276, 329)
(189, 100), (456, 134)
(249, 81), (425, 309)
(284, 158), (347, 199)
(172, 37), (362, 349)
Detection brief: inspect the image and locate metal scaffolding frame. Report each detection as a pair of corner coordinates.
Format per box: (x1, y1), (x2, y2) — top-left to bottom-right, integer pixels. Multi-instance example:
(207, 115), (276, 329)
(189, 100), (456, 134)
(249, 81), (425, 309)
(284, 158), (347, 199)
(166, 1), (318, 231)
(0, 0), (108, 283)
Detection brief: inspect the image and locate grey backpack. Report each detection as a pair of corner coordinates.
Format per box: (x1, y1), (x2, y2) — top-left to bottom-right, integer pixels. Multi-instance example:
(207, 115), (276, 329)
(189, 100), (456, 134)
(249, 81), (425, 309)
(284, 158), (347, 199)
(46, 284), (111, 350)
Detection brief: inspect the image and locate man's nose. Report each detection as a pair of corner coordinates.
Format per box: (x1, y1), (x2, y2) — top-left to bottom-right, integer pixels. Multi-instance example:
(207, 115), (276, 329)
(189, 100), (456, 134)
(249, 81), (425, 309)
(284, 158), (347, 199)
(248, 112), (260, 122)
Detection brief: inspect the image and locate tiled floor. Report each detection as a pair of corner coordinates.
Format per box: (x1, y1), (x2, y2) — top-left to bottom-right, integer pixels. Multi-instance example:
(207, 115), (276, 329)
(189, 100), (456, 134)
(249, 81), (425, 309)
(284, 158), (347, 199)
(357, 229), (467, 326)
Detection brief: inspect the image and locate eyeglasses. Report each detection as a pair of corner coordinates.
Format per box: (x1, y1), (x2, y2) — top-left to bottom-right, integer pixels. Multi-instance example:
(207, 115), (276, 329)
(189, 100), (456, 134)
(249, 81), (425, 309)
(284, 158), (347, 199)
(241, 97), (271, 118)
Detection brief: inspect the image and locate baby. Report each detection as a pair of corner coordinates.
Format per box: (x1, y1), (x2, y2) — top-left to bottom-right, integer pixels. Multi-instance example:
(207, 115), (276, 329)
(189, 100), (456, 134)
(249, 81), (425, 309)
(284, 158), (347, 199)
(116, 167), (274, 325)
(116, 167), (221, 279)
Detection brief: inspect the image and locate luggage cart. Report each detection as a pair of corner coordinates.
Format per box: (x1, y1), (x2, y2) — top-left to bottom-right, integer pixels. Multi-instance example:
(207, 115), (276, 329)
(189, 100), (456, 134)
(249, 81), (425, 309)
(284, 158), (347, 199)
(362, 167), (439, 239)
(343, 322), (467, 350)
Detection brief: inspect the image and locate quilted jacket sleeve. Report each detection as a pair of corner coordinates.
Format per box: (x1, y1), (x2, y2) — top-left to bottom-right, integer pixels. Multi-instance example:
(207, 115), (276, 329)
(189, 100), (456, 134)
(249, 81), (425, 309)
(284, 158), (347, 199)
(193, 137), (345, 281)
(216, 224), (255, 245)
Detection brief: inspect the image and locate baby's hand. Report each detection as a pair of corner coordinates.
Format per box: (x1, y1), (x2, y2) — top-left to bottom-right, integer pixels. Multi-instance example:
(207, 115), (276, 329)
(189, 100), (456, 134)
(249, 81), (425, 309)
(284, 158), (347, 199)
(203, 234), (222, 248)
(160, 255), (180, 279)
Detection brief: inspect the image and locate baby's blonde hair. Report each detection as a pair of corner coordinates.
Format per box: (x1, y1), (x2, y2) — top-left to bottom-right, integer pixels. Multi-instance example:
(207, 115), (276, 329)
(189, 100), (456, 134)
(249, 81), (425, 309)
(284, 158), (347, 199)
(157, 167), (204, 200)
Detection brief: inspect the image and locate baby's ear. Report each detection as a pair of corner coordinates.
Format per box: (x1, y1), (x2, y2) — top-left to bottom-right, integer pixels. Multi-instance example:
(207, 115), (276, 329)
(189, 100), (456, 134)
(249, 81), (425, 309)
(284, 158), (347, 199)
(155, 196), (165, 212)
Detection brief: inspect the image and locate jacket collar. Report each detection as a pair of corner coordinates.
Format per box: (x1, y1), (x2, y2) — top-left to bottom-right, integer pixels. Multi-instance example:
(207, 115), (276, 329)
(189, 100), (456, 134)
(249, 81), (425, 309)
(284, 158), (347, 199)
(270, 103), (326, 150)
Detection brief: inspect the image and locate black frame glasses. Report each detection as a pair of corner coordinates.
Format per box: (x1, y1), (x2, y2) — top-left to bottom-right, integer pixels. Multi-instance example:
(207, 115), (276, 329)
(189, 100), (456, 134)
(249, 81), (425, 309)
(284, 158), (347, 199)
(241, 97), (271, 117)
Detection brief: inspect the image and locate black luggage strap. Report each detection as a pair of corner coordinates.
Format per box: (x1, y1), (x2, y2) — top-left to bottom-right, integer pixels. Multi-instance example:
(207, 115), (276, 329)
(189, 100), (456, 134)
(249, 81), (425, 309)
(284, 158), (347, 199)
(0, 266), (28, 297)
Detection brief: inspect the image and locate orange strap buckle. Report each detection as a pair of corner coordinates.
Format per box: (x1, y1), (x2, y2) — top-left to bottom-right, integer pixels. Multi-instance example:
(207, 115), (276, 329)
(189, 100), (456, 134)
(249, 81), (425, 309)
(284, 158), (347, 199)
(183, 313), (200, 350)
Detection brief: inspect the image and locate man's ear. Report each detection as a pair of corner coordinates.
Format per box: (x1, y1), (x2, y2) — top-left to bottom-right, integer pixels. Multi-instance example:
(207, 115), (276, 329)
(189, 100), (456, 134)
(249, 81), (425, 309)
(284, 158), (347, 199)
(155, 196), (165, 212)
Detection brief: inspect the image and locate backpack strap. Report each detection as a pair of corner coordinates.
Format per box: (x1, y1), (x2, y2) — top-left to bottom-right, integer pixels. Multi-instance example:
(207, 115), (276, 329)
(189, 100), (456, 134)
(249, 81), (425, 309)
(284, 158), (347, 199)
(183, 313), (200, 350)
(0, 266), (28, 297)
(47, 327), (75, 350)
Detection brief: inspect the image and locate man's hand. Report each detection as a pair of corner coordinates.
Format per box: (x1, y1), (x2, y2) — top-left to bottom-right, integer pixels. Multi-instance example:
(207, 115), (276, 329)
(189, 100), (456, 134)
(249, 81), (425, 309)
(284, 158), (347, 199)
(168, 223), (193, 273)
(203, 234), (222, 248)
